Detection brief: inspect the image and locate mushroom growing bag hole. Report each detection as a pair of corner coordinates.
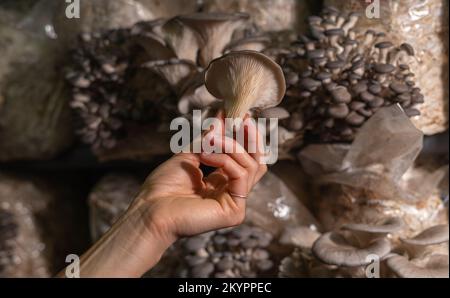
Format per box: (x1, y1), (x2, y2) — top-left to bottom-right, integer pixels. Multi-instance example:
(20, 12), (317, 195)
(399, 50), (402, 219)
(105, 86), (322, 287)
(298, 105), (448, 235)
(88, 171), (319, 277)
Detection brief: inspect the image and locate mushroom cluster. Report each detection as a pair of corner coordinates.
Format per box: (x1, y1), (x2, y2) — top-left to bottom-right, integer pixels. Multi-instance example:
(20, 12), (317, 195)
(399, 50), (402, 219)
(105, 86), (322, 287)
(66, 29), (137, 150)
(387, 224), (449, 278)
(66, 12), (273, 151)
(277, 6), (425, 144)
(176, 224), (276, 278)
(279, 219), (449, 278)
(0, 209), (18, 275)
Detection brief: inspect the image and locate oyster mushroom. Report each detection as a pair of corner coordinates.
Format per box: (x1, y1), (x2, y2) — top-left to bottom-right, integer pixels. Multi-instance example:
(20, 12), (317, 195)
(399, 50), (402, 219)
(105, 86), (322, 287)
(312, 231), (391, 267)
(342, 217), (404, 247)
(178, 83), (219, 115)
(400, 224), (449, 258)
(279, 7), (425, 143)
(177, 224), (276, 278)
(204, 50), (286, 119)
(160, 18), (200, 62)
(132, 30), (176, 61)
(386, 254), (449, 278)
(177, 12), (250, 67)
(143, 58), (198, 95)
(224, 36), (272, 53)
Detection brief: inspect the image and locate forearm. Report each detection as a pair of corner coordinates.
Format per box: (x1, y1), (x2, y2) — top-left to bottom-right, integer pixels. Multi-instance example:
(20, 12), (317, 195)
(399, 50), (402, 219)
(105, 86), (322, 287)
(61, 203), (173, 278)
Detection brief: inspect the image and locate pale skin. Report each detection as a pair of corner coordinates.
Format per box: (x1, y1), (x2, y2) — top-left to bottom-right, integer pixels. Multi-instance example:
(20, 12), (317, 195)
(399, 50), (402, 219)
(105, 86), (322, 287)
(59, 113), (267, 277)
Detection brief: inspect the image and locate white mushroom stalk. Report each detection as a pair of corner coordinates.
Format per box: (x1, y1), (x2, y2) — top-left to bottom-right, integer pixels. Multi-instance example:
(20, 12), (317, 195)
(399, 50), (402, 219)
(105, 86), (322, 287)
(205, 50), (286, 119)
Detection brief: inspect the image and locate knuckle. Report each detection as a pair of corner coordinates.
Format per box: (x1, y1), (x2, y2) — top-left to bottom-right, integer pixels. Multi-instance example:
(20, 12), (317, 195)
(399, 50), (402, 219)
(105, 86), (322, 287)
(260, 164), (268, 173)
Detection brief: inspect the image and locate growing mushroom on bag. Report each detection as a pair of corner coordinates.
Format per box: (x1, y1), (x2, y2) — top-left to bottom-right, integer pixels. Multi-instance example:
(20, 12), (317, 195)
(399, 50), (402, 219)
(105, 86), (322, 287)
(298, 105), (448, 237)
(324, 0), (449, 135)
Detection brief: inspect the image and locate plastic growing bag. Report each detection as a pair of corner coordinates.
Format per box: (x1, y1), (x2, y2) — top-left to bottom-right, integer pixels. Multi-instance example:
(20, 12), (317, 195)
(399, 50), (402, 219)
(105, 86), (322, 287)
(325, 0), (449, 135)
(298, 105), (448, 236)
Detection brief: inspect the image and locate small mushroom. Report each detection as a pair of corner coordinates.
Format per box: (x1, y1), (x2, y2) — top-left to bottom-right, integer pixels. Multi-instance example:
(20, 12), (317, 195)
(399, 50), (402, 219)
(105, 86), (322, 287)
(312, 231), (391, 267)
(133, 31), (175, 61)
(386, 254), (449, 278)
(204, 50), (286, 119)
(400, 224), (449, 258)
(177, 13), (249, 67)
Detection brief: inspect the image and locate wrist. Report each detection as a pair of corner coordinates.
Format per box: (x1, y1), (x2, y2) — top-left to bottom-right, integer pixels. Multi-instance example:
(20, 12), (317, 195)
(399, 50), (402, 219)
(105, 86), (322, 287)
(78, 203), (175, 277)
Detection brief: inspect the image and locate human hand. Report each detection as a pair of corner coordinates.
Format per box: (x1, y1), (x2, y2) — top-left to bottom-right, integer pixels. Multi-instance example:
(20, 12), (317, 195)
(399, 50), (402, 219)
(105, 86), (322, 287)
(72, 113), (267, 277)
(134, 112), (267, 244)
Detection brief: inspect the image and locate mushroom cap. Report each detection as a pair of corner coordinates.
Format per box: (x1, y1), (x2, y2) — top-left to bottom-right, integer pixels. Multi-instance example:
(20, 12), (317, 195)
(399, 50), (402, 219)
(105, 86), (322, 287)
(342, 217), (404, 234)
(224, 36), (271, 53)
(386, 254), (449, 278)
(178, 83), (219, 114)
(143, 58), (198, 94)
(161, 18), (200, 62)
(401, 225), (449, 246)
(177, 12), (250, 67)
(133, 31), (175, 60)
(312, 232), (391, 267)
(204, 50), (286, 118)
(260, 107), (290, 120)
(279, 226), (321, 249)
(177, 12), (249, 25)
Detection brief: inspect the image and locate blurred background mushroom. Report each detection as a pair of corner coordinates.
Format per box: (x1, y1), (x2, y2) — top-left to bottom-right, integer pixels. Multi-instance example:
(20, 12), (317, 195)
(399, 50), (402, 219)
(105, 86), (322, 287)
(324, 0), (449, 136)
(274, 7), (426, 150)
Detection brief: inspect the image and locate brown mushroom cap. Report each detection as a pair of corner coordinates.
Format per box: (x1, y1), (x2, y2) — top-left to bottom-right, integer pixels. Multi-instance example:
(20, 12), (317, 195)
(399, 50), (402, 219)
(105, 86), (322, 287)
(204, 50), (286, 119)
(177, 12), (249, 67)
(161, 18), (200, 62)
(312, 231), (391, 267)
(343, 217), (404, 234)
(133, 31), (175, 61)
(260, 107), (290, 120)
(386, 254), (449, 278)
(224, 36), (272, 53)
(143, 59), (198, 95)
(401, 225), (449, 246)
(178, 83), (219, 114)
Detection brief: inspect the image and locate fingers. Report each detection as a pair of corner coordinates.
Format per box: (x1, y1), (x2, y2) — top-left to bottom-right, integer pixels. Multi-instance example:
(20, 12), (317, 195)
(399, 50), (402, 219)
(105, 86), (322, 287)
(213, 136), (259, 192)
(202, 110), (267, 186)
(199, 152), (248, 209)
(241, 117), (268, 183)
